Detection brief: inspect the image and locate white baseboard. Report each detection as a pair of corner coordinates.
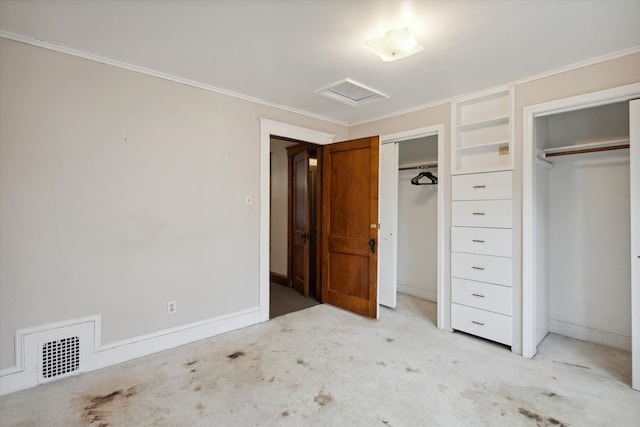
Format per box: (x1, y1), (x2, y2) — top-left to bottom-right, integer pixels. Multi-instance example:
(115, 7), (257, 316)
(549, 319), (631, 352)
(0, 307), (260, 396)
(397, 282), (437, 303)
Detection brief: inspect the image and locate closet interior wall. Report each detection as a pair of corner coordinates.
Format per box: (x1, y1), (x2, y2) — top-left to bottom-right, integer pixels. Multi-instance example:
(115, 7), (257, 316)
(397, 136), (439, 302)
(534, 101), (632, 351)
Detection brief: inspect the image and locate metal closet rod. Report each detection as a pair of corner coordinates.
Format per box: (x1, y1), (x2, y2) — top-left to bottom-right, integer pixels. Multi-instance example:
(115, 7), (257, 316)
(545, 144), (629, 158)
(398, 162), (438, 171)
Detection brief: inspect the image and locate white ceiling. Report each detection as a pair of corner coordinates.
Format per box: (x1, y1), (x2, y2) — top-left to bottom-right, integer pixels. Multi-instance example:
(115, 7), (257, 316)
(1, 0), (639, 125)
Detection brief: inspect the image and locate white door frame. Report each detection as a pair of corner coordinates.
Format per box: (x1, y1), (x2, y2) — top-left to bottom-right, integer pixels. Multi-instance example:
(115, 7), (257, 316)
(522, 83), (640, 361)
(259, 119), (335, 322)
(379, 124), (449, 329)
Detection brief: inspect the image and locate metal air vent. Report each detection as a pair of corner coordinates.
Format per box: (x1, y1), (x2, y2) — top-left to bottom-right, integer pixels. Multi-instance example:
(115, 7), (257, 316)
(315, 78), (389, 107)
(41, 336), (81, 380)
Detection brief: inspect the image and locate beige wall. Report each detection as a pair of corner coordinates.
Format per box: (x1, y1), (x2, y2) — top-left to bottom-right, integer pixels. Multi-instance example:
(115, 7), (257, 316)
(269, 139), (291, 277)
(1, 35), (638, 370)
(0, 38), (347, 369)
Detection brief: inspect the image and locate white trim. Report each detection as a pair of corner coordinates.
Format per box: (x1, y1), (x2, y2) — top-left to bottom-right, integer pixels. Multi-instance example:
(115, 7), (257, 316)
(0, 31), (348, 127)
(522, 82), (640, 359)
(0, 307), (259, 396)
(3, 31), (638, 129)
(350, 46), (640, 127)
(259, 119), (335, 322)
(379, 124), (449, 330)
(548, 319), (631, 352)
(397, 284), (437, 304)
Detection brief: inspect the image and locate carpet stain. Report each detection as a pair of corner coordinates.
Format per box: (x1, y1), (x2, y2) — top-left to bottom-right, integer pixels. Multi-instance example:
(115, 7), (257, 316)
(81, 386), (137, 426)
(190, 369), (197, 373)
(196, 403), (206, 411)
(377, 361), (387, 367)
(386, 338), (394, 342)
(553, 360), (591, 370)
(194, 385), (202, 392)
(297, 358), (309, 366)
(185, 360), (197, 366)
(518, 407), (567, 427)
(227, 351), (245, 360)
(405, 366), (419, 373)
(281, 410), (290, 417)
(314, 392), (334, 406)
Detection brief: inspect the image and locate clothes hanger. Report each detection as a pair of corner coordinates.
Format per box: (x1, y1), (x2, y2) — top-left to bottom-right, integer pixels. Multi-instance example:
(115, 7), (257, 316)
(411, 171), (437, 185)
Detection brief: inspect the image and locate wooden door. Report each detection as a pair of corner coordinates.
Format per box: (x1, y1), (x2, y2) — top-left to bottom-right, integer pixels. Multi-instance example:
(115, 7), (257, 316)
(291, 150), (311, 296)
(631, 99), (639, 391)
(321, 136), (379, 318)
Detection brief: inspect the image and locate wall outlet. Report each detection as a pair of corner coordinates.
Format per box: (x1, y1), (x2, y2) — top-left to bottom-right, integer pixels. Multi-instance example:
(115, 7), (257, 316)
(167, 300), (177, 315)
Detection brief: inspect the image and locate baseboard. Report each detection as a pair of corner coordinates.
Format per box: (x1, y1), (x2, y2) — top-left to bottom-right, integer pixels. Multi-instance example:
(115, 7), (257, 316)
(270, 271), (288, 287)
(0, 307), (260, 396)
(549, 319), (631, 352)
(397, 282), (437, 303)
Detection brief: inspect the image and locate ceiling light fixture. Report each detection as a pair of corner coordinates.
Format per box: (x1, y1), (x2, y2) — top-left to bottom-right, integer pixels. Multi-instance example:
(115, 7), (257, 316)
(365, 28), (424, 62)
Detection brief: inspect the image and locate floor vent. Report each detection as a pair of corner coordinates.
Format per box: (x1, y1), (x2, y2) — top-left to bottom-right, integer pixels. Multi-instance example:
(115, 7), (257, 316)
(41, 336), (81, 380)
(315, 78), (389, 107)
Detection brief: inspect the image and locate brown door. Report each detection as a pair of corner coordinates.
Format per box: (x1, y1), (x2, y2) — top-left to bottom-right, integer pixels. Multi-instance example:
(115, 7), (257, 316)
(321, 136), (379, 318)
(291, 150), (310, 296)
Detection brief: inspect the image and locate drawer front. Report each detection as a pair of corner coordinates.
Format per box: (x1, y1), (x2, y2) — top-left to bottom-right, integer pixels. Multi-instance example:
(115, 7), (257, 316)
(451, 252), (512, 286)
(451, 227), (512, 257)
(452, 200), (512, 228)
(451, 278), (512, 315)
(452, 171), (512, 200)
(452, 303), (512, 345)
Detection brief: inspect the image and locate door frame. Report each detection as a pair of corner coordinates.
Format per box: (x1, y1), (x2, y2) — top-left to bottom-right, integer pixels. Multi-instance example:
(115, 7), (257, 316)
(379, 124), (449, 329)
(522, 83), (640, 365)
(260, 119), (335, 321)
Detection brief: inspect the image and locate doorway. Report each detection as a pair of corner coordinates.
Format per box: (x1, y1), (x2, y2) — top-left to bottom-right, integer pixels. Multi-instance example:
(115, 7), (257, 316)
(522, 83), (640, 390)
(378, 125), (449, 329)
(269, 137), (322, 318)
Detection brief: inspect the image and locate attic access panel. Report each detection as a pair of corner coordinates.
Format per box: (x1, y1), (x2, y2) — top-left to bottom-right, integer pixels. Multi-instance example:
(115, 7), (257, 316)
(315, 78), (389, 107)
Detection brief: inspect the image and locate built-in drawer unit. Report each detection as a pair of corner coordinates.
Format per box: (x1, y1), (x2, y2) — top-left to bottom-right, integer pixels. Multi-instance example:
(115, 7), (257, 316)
(451, 303), (512, 346)
(452, 171), (512, 200)
(451, 252), (512, 286)
(452, 200), (512, 228)
(450, 169), (513, 348)
(451, 278), (512, 316)
(451, 227), (512, 257)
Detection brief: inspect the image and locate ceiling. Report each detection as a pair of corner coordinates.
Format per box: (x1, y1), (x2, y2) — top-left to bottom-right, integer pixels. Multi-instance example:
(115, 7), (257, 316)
(1, 0), (639, 125)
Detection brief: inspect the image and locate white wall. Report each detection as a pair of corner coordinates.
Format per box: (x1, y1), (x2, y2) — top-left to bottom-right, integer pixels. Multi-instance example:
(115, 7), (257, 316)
(546, 151), (631, 348)
(0, 38), (348, 370)
(396, 137), (438, 301)
(269, 139), (291, 277)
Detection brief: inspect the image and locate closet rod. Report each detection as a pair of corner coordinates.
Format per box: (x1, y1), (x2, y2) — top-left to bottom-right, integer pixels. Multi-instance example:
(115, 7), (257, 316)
(399, 163), (438, 171)
(545, 144), (629, 158)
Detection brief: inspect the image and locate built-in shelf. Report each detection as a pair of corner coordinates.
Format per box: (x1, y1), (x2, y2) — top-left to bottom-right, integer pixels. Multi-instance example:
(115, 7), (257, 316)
(457, 140), (510, 152)
(456, 115), (509, 132)
(452, 88), (514, 175)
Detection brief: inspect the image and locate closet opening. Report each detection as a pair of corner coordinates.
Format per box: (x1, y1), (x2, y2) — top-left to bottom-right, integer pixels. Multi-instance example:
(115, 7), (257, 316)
(269, 136), (321, 319)
(378, 125), (447, 328)
(528, 99), (634, 385)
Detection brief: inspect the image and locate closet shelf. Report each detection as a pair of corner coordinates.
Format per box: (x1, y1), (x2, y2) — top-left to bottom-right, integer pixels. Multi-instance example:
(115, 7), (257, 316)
(456, 115), (509, 131)
(456, 140), (509, 152)
(542, 139), (630, 158)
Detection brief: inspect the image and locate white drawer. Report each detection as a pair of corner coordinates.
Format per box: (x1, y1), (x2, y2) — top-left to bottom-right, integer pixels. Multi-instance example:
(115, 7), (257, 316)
(451, 227), (512, 257)
(452, 200), (512, 228)
(452, 171), (512, 200)
(451, 278), (512, 315)
(452, 303), (512, 346)
(451, 252), (512, 286)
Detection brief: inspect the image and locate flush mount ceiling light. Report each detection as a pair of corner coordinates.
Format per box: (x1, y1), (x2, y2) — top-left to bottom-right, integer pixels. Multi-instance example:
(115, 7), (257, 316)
(315, 78), (389, 107)
(365, 27), (424, 62)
